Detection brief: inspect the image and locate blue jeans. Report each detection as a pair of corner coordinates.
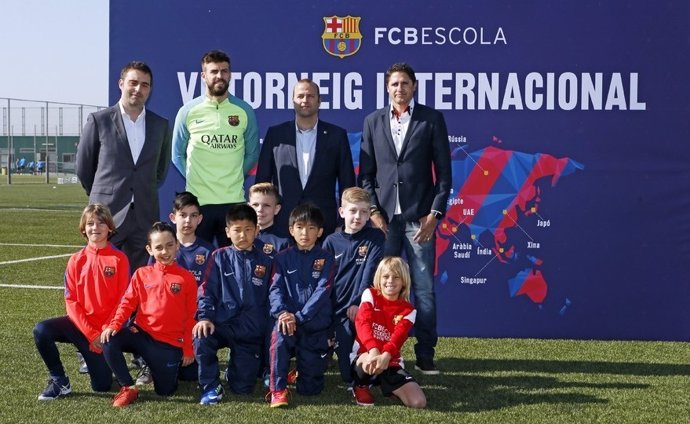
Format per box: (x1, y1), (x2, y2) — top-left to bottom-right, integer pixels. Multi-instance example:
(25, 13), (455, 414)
(33, 316), (113, 392)
(384, 215), (438, 360)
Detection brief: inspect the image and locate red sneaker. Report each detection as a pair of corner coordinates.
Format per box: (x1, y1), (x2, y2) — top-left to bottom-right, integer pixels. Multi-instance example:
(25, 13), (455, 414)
(353, 385), (374, 406)
(287, 368), (298, 385)
(113, 386), (139, 407)
(269, 389), (289, 408)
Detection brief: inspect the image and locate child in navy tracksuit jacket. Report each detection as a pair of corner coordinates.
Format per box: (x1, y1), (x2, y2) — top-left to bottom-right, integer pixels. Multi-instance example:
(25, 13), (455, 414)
(267, 204), (335, 407)
(323, 187), (384, 386)
(193, 205), (273, 404)
(248, 182), (290, 258)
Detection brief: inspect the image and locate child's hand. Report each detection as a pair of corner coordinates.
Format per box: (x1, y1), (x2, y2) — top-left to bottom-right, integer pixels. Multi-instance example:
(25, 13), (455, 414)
(278, 312), (296, 336)
(181, 356), (195, 367)
(373, 352), (392, 374)
(358, 349), (381, 375)
(193, 320), (215, 339)
(90, 337), (103, 352)
(100, 327), (117, 344)
(346, 305), (359, 322)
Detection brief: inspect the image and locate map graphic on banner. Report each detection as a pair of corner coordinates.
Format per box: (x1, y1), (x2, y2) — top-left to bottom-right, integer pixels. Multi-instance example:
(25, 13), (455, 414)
(436, 143), (583, 307)
(348, 132), (584, 310)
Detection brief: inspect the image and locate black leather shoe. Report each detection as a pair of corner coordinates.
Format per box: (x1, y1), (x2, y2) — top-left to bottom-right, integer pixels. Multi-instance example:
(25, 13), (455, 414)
(414, 358), (440, 375)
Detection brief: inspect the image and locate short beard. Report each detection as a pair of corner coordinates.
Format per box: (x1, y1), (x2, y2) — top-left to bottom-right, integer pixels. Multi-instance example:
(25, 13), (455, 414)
(208, 80), (228, 96)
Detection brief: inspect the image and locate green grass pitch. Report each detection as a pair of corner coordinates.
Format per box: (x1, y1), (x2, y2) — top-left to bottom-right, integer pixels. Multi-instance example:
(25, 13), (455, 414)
(0, 175), (688, 423)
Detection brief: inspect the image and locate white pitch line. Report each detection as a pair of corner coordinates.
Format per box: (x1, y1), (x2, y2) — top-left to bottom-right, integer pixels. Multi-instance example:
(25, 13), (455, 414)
(0, 284), (63, 290)
(0, 243), (83, 248)
(0, 207), (79, 213)
(0, 253), (73, 265)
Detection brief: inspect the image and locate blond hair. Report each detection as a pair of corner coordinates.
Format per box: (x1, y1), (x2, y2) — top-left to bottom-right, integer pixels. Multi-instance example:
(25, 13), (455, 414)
(248, 182), (281, 204)
(341, 186), (370, 205)
(372, 256), (411, 301)
(79, 203), (116, 239)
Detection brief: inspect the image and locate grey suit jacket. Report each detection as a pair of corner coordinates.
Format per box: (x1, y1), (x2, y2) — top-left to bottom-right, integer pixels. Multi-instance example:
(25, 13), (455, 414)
(76, 104), (172, 228)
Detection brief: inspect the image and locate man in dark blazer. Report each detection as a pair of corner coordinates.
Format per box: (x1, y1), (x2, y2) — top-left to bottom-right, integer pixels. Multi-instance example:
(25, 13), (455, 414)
(76, 61), (172, 271)
(359, 63), (452, 374)
(255, 79), (355, 237)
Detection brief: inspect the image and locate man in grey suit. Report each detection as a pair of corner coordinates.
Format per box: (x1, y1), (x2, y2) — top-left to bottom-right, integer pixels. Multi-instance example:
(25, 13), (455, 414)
(256, 79), (355, 237)
(359, 63), (452, 374)
(76, 61), (172, 271)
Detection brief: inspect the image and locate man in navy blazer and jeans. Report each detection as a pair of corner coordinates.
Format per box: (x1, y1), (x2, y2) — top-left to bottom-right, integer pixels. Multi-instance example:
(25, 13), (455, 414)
(256, 79), (355, 237)
(76, 61), (171, 271)
(359, 63), (452, 374)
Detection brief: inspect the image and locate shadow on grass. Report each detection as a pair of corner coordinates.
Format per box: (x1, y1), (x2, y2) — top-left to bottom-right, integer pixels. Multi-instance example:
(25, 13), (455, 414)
(444, 358), (690, 377)
(414, 357), (684, 412)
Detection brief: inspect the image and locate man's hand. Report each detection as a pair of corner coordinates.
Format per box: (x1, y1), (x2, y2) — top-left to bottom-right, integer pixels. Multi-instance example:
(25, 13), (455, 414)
(346, 305), (359, 322)
(413, 213), (437, 244)
(370, 213), (388, 238)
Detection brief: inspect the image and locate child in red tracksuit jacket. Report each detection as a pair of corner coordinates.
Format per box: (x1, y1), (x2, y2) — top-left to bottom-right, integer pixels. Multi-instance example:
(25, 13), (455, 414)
(351, 256), (426, 409)
(101, 222), (197, 407)
(34, 203), (129, 400)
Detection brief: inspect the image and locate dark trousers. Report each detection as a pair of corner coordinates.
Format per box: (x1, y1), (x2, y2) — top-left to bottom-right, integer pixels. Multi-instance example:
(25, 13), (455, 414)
(33, 316), (113, 392)
(110, 203), (150, 272)
(334, 315), (355, 384)
(268, 325), (329, 395)
(197, 203), (244, 248)
(102, 327), (182, 396)
(194, 325), (261, 394)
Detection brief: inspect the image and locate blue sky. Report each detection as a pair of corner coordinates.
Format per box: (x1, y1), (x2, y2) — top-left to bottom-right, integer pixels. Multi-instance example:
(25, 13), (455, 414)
(0, 0), (109, 106)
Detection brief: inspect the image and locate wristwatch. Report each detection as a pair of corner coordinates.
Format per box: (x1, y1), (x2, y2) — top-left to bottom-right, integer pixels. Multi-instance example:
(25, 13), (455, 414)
(431, 210), (442, 219)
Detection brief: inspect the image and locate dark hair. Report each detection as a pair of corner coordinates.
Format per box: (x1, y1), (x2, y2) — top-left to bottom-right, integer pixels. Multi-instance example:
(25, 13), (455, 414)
(293, 78), (320, 97)
(385, 62), (416, 85)
(120, 61), (153, 85)
(147, 222), (176, 244)
(201, 50), (231, 69)
(289, 203), (324, 228)
(226, 204), (258, 226)
(172, 191), (201, 212)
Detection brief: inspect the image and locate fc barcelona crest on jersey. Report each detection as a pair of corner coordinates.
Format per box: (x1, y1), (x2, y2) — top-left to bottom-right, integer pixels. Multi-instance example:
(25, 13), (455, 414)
(358, 245), (369, 257)
(195, 254), (206, 265)
(228, 115), (240, 126)
(321, 15), (362, 59)
(170, 282), (182, 294)
(103, 266), (115, 277)
(263, 243), (274, 255)
(313, 258), (325, 271)
(254, 264), (266, 278)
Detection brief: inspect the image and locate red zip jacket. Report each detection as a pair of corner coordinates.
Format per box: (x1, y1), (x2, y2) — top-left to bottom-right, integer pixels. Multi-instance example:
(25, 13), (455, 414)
(64, 242), (130, 349)
(109, 262), (197, 357)
(354, 288), (417, 368)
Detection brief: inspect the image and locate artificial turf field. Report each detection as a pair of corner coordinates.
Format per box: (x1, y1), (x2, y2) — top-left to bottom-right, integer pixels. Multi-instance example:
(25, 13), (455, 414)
(0, 175), (688, 423)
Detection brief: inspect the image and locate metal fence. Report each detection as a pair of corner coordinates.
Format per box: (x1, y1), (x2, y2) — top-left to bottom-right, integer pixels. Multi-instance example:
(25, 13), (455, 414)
(0, 98), (105, 182)
(0, 98), (105, 137)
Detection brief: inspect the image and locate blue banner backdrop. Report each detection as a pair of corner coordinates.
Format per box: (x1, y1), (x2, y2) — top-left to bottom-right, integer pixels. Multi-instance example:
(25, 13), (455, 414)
(110, 1), (690, 341)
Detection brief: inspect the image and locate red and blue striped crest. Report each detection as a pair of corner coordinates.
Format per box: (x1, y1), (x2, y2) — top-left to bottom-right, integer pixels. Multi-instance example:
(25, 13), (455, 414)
(321, 15), (362, 59)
